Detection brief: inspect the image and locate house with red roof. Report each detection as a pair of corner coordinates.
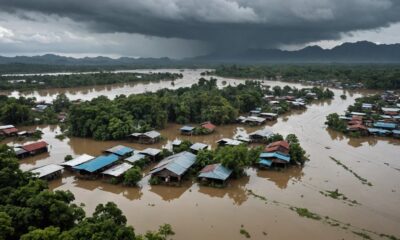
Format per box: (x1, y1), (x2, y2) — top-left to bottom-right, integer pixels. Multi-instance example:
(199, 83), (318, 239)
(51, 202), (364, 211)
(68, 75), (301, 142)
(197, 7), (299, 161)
(264, 140), (290, 155)
(200, 121), (216, 133)
(16, 141), (49, 158)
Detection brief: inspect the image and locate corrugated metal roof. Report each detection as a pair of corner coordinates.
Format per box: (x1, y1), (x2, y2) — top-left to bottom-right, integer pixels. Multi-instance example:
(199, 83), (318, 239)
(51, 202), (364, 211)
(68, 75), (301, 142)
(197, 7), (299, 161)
(198, 164), (232, 181)
(2, 127), (18, 134)
(351, 112), (366, 116)
(373, 122), (397, 129)
(216, 138), (242, 146)
(244, 116), (266, 123)
(249, 129), (273, 138)
(392, 130), (400, 134)
(125, 153), (146, 163)
(259, 152), (290, 162)
(259, 159), (272, 167)
(144, 130), (161, 138)
(73, 154), (119, 173)
(30, 164), (64, 178)
(180, 126), (195, 131)
(61, 154), (95, 167)
(260, 112), (278, 117)
(102, 163), (133, 177)
(140, 148), (161, 156)
(368, 128), (391, 134)
(22, 141), (48, 152)
(150, 151), (196, 176)
(105, 145), (134, 156)
(172, 139), (182, 146)
(190, 143), (208, 151)
(382, 107), (400, 112)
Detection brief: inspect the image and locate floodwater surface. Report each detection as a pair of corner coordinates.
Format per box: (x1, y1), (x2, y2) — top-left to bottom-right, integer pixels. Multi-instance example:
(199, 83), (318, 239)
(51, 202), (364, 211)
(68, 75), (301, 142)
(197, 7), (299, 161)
(2, 69), (400, 240)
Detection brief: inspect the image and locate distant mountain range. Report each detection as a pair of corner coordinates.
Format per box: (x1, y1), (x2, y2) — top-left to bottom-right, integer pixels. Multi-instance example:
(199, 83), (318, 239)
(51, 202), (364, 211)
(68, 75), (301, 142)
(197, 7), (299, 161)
(1, 41), (400, 66)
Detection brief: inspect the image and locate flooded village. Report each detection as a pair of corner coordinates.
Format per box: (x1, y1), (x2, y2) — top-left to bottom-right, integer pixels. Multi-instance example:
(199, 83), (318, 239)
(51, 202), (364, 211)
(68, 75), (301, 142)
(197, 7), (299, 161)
(1, 69), (400, 240)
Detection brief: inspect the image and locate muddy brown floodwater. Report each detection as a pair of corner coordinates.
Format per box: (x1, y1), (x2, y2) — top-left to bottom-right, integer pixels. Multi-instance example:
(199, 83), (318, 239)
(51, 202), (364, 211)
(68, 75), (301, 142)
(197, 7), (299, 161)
(2, 69), (400, 240)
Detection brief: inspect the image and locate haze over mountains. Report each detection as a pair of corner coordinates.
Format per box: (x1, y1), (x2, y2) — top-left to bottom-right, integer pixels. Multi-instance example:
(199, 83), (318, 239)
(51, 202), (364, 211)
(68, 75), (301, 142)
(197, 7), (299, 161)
(1, 41), (399, 66)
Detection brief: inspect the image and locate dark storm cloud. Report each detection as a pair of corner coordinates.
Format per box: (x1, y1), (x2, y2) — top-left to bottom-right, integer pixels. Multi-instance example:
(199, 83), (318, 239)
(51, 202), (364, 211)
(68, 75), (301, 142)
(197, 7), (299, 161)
(1, 0), (400, 51)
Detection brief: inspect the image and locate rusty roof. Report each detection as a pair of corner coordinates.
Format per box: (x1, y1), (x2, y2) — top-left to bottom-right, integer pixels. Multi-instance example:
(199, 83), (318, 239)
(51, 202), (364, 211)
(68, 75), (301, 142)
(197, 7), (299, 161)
(22, 141), (48, 152)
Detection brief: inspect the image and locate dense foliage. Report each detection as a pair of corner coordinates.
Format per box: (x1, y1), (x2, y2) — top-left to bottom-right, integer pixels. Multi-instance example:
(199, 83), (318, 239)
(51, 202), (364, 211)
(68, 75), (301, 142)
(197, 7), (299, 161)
(325, 113), (347, 132)
(0, 72), (182, 90)
(0, 96), (58, 125)
(68, 78), (333, 140)
(0, 145), (174, 240)
(212, 65), (400, 89)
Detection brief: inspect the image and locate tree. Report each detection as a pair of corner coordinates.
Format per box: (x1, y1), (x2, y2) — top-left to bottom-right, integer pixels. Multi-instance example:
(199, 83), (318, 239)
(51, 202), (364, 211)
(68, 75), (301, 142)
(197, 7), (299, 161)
(325, 113), (347, 132)
(215, 145), (251, 178)
(20, 227), (61, 240)
(195, 150), (217, 171)
(0, 212), (14, 240)
(123, 167), (142, 187)
(53, 94), (71, 113)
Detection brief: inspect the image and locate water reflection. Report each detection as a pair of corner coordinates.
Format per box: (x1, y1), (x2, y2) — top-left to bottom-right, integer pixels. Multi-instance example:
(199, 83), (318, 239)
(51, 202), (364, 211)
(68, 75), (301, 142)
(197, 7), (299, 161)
(197, 175), (250, 206)
(149, 182), (192, 201)
(256, 166), (304, 189)
(326, 128), (400, 147)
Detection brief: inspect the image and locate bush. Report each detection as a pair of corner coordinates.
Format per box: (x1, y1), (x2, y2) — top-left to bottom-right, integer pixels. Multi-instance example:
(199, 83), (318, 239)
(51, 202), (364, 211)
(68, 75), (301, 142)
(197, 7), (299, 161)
(149, 176), (161, 185)
(64, 155), (73, 161)
(123, 167), (142, 187)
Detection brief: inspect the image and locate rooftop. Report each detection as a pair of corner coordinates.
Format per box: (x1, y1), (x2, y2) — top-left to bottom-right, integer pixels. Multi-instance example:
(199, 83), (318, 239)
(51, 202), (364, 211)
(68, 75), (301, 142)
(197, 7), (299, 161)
(102, 162), (133, 177)
(190, 142), (209, 151)
(216, 138), (242, 146)
(180, 126), (195, 131)
(259, 152), (291, 162)
(150, 151), (196, 176)
(249, 129), (273, 138)
(198, 163), (232, 181)
(22, 141), (48, 152)
(125, 153), (146, 164)
(60, 154), (95, 167)
(73, 154), (119, 173)
(30, 164), (64, 178)
(140, 148), (161, 157)
(105, 145), (134, 156)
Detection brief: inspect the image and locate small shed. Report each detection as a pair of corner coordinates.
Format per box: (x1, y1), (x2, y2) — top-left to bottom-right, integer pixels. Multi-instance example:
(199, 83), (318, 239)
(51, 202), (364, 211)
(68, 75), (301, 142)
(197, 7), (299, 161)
(150, 151), (196, 183)
(259, 152), (291, 168)
(259, 112), (278, 121)
(125, 153), (147, 165)
(139, 148), (161, 161)
(172, 139), (182, 147)
(190, 142), (208, 153)
(180, 126), (195, 135)
(30, 164), (64, 180)
(242, 116), (266, 125)
(61, 154), (95, 169)
(249, 129), (273, 143)
(20, 141), (48, 158)
(200, 121), (216, 133)
(130, 130), (161, 144)
(216, 138), (242, 147)
(104, 145), (134, 158)
(102, 162), (133, 178)
(0, 125), (18, 136)
(198, 163), (232, 185)
(73, 154), (119, 175)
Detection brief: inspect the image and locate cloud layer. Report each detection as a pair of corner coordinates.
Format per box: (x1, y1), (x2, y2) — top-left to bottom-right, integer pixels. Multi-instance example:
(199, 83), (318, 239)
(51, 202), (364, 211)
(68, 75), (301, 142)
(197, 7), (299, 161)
(0, 0), (400, 56)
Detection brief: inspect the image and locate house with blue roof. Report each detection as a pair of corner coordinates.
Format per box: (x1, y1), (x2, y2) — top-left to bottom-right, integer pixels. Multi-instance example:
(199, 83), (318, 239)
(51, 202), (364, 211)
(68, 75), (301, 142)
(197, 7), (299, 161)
(73, 154), (119, 175)
(149, 151), (196, 183)
(180, 125), (195, 135)
(105, 145), (134, 158)
(368, 128), (391, 136)
(259, 152), (291, 168)
(198, 163), (232, 185)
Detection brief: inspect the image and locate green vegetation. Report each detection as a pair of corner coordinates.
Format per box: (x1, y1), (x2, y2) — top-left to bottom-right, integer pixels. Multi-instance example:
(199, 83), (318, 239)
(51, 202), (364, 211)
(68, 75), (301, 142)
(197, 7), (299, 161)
(212, 65), (400, 89)
(0, 96), (58, 125)
(0, 144), (173, 240)
(286, 134), (308, 165)
(64, 155), (73, 161)
(319, 189), (360, 206)
(240, 228), (251, 238)
(123, 167), (143, 187)
(0, 72), (182, 90)
(329, 157), (372, 186)
(325, 113), (347, 132)
(292, 207), (322, 220)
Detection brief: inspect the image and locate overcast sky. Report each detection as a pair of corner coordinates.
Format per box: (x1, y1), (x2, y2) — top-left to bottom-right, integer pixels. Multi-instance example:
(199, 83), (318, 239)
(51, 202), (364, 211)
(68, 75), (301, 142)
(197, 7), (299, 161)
(0, 0), (400, 58)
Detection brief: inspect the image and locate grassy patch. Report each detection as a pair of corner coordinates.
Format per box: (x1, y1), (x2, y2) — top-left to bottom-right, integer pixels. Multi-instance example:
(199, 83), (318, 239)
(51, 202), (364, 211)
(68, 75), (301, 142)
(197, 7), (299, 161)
(291, 207), (321, 220)
(319, 189), (360, 206)
(240, 228), (251, 238)
(352, 231), (372, 239)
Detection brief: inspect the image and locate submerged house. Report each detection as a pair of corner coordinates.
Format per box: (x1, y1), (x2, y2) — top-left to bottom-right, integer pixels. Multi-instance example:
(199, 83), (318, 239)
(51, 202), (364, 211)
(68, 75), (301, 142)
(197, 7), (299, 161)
(180, 126), (195, 135)
(102, 162), (133, 179)
(30, 164), (64, 180)
(139, 148), (162, 161)
(104, 145), (134, 158)
(16, 141), (49, 158)
(149, 151), (196, 183)
(241, 116), (266, 125)
(259, 152), (291, 168)
(368, 128), (391, 136)
(130, 130), (161, 144)
(125, 152), (147, 165)
(200, 121), (216, 133)
(264, 141), (290, 155)
(216, 138), (242, 147)
(198, 163), (232, 185)
(259, 112), (278, 121)
(190, 142), (209, 153)
(249, 129), (273, 143)
(0, 125), (18, 136)
(61, 154), (95, 169)
(373, 122), (397, 130)
(347, 124), (368, 135)
(73, 154), (119, 176)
